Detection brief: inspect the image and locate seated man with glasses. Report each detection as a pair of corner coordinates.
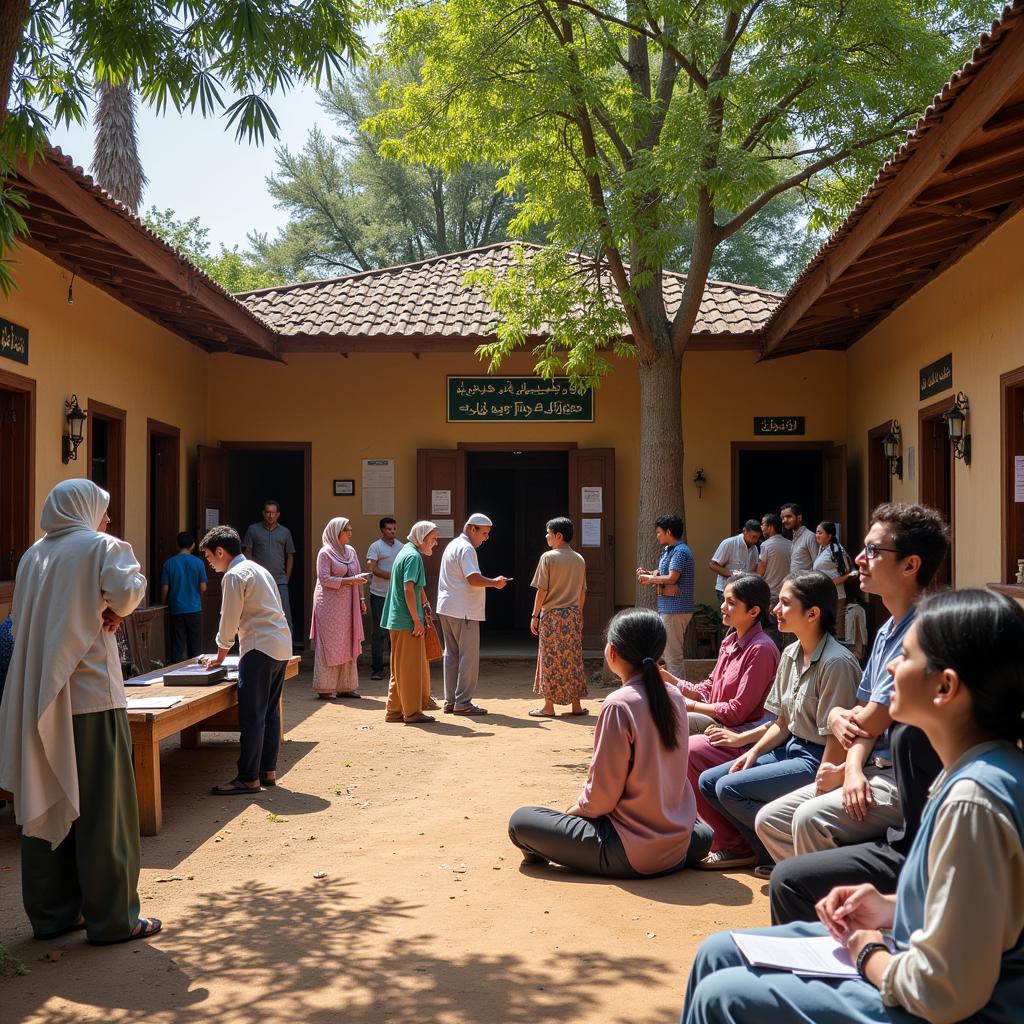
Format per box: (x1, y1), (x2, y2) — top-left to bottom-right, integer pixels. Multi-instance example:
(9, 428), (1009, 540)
(753, 503), (950, 883)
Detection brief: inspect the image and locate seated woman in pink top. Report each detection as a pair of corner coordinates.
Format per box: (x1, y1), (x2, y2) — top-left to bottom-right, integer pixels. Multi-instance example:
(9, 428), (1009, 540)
(508, 608), (714, 877)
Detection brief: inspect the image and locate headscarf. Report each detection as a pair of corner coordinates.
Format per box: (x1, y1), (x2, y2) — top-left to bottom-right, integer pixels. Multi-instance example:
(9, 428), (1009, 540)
(0, 479), (146, 846)
(408, 521), (438, 547)
(320, 516), (361, 573)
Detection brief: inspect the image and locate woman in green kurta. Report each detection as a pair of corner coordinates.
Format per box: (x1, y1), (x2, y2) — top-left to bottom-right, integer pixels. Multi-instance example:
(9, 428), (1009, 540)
(0, 479), (161, 944)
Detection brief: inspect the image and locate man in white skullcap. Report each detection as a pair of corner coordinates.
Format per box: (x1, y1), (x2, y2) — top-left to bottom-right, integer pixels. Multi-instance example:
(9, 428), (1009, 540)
(436, 513), (509, 714)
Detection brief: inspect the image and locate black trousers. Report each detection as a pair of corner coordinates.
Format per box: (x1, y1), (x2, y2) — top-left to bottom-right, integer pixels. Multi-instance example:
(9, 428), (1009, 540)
(769, 840), (905, 924)
(236, 649), (287, 783)
(508, 805), (714, 878)
(369, 594), (388, 675)
(169, 612), (202, 662)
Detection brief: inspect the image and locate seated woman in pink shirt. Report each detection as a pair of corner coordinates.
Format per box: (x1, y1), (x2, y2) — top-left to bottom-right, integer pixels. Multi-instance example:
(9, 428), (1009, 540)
(508, 608), (713, 877)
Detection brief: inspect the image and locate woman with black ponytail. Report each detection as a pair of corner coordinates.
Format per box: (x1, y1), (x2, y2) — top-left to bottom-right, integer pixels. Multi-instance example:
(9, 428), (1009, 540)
(508, 608), (713, 878)
(812, 522), (855, 640)
(683, 588), (1024, 1024)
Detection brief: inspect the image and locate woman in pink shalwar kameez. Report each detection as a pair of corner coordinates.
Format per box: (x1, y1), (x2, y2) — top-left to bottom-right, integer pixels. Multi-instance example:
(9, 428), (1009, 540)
(311, 518), (368, 699)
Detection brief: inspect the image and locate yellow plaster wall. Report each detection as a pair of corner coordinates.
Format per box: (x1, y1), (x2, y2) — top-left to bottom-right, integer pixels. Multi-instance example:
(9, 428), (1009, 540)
(846, 208), (1024, 587)
(1, 244), (210, 561)
(209, 346), (849, 607)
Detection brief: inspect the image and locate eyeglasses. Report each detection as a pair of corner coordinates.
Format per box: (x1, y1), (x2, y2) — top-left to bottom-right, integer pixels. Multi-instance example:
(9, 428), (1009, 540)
(861, 543), (900, 559)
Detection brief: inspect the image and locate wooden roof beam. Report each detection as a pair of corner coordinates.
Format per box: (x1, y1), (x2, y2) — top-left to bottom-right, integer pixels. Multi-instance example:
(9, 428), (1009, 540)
(762, 23), (1024, 356)
(914, 155), (1024, 206)
(15, 154), (281, 360)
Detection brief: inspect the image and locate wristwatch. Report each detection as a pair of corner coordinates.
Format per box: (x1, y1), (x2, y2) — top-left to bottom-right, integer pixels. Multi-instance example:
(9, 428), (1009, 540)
(855, 941), (889, 979)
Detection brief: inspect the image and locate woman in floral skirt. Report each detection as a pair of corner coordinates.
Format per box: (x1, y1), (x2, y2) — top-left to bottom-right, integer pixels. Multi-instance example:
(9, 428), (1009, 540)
(529, 517), (588, 718)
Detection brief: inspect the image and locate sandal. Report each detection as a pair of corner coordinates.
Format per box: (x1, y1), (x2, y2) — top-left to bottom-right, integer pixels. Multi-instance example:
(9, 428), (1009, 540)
(528, 708), (555, 718)
(336, 691), (362, 699)
(425, 697), (441, 710)
(694, 849), (757, 871)
(259, 773), (277, 787)
(385, 713), (405, 723)
(210, 779), (261, 796)
(35, 916), (87, 941)
(453, 703), (488, 716)
(89, 917), (163, 946)
(565, 708), (589, 717)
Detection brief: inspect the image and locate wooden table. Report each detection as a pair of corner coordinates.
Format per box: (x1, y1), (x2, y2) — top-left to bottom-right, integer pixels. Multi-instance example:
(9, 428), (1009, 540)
(127, 655), (300, 836)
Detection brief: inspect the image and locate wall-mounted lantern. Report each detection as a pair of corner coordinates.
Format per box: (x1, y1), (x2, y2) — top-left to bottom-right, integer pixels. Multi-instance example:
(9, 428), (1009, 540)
(62, 394), (86, 464)
(882, 419), (903, 480)
(693, 467), (707, 499)
(943, 391), (971, 465)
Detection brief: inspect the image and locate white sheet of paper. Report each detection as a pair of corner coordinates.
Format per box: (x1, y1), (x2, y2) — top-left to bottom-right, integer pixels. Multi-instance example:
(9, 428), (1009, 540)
(204, 507), (219, 530)
(127, 696), (184, 710)
(730, 932), (858, 978)
(1015, 455), (1024, 502)
(431, 489), (452, 515)
(435, 518), (455, 539)
(581, 517), (601, 548)
(362, 459), (395, 516)
(581, 486), (603, 513)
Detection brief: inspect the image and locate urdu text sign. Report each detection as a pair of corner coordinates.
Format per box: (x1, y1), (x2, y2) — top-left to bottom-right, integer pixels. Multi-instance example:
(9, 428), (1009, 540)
(0, 317), (28, 365)
(448, 377), (594, 422)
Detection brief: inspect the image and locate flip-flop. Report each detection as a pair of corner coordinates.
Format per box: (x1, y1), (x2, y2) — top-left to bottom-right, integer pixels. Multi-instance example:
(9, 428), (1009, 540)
(90, 917), (163, 946)
(453, 704), (488, 715)
(259, 774), (277, 787)
(528, 708), (555, 718)
(210, 780), (261, 796)
(565, 709), (589, 717)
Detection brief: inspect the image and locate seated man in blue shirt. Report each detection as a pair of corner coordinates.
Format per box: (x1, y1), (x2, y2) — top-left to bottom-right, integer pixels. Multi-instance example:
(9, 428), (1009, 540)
(160, 531), (208, 662)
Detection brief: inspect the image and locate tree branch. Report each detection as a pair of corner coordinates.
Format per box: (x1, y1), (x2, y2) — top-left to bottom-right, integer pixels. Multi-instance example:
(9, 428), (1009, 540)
(740, 77), (815, 152)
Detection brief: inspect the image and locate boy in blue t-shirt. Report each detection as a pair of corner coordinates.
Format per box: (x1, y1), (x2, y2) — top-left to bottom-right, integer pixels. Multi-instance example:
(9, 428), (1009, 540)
(160, 531), (208, 662)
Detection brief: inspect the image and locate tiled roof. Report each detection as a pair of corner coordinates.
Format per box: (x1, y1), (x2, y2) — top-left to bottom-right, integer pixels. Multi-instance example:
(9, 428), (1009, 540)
(238, 242), (781, 346)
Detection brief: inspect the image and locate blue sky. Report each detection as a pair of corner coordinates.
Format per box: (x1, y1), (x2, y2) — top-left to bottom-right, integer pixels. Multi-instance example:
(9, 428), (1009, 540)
(49, 84), (332, 252)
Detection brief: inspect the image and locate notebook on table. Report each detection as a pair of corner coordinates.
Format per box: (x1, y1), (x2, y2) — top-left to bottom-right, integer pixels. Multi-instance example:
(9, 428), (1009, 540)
(162, 665), (227, 686)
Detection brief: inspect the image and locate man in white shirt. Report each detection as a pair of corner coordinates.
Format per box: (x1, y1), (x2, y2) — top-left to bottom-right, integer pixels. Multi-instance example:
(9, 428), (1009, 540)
(709, 519), (761, 599)
(200, 525), (292, 795)
(436, 513), (509, 715)
(366, 517), (401, 681)
(781, 502), (817, 573)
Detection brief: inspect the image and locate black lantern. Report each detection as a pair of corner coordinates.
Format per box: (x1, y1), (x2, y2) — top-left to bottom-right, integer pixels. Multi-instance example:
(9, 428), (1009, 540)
(62, 394), (86, 464)
(943, 391), (971, 465)
(881, 419), (903, 480)
(693, 467), (707, 499)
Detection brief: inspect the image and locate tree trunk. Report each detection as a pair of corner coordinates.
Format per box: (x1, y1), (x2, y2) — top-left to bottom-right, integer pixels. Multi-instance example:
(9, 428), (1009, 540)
(0, 0), (30, 127)
(635, 343), (685, 607)
(92, 80), (147, 213)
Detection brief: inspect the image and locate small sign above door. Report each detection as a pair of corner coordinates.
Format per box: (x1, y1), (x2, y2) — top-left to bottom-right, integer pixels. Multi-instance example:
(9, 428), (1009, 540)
(919, 353), (952, 400)
(447, 376), (594, 422)
(0, 317), (28, 365)
(753, 416), (805, 436)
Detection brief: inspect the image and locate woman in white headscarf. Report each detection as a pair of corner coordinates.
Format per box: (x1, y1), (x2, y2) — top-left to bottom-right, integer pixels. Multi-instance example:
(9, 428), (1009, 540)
(310, 517), (370, 699)
(382, 521), (439, 724)
(0, 479), (158, 944)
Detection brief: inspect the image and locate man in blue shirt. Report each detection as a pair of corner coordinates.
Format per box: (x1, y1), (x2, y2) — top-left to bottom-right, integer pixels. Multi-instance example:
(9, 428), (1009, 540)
(160, 531), (208, 662)
(636, 513), (695, 677)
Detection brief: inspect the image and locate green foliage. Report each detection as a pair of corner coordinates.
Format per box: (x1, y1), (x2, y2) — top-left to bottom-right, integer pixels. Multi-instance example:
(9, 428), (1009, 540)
(367, 0), (993, 380)
(0, 0), (365, 293)
(143, 206), (285, 293)
(251, 61), (536, 279)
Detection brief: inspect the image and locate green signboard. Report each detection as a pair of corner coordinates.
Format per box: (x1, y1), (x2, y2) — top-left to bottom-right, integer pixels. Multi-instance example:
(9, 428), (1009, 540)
(0, 317), (28, 365)
(447, 376), (594, 422)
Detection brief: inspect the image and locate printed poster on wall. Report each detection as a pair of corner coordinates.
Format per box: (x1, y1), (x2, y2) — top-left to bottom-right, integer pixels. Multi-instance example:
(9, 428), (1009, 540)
(362, 459), (395, 516)
(581, 518), (601, 548)
(431, 489), (452, 515)
(1015, 456), (1024, 503)
(581, 487), (603, 513)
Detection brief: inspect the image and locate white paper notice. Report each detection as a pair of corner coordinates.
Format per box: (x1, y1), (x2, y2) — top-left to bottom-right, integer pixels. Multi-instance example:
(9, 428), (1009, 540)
(581, 486), (603, 513)
(431, 489), (452, 515)
(127, 696), (184, 710)
(907, 445), (916, 482)
(1015, 456), (1024, 502)
(362, 459), (395, 516)
(435, 519), (455, 539)
(581, 518), (601, 548)
(204, 507), (219, 530)
(730, 932), (858, 979)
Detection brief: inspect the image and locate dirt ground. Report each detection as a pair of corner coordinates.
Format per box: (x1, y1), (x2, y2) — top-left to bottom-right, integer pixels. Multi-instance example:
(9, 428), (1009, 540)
(0, 662), (769, 1023)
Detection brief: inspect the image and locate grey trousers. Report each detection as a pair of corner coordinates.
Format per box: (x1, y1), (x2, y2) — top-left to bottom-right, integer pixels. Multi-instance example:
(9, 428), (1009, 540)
(688, 712), (718, 735)
(277, 582), (294, 637)
(438, 614), (480, 708)
(661, 612), (692, 677)
(508, 805), (714, 878)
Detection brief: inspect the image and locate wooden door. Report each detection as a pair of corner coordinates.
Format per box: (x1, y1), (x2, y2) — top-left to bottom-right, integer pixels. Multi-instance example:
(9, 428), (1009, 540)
(87, 399), (126, 538)
(822, 443), (848, 541)
(148, 421), (180, 607)
(1002, 369), (1024, 582)
(569, 448), (615, 645)
(416, 448), (467, 602)
(919, 402), (953, 587)
(196, 445), (230, 650)
(866, 424), (894, 635)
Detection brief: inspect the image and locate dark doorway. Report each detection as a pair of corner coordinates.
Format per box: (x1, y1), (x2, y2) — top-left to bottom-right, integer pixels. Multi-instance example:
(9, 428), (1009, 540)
(919, 400), (953, 588)
(0, 369), (34, 599)
(88, 399), (126, 538)
(733, 446), (825, 537)
(148, 420), (180, 605)
(466, 450), (569, 634)
(865, 422), (895, 634)
(1003, 367), (1024, 583)
(224, 446), (310, 645)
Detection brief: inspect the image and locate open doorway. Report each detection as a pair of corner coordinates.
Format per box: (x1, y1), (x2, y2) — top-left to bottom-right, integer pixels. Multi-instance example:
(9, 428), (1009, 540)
(733, 444), (826, 534)
(147, 419), (180, 605)
(467, 449), (569, 637)
(918, 400), (954, 587)
(0, 369), (34, 610)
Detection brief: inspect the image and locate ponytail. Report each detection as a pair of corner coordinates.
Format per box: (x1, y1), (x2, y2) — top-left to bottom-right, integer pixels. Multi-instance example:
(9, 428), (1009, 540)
(605, 608), (680, 750)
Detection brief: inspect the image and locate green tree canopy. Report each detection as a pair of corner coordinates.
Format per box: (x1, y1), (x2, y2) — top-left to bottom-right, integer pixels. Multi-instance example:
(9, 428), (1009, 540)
(0, 0), (365, 290)
(144, 206), (286, 293)
(367, 0), (992, 582)
(251, 63), (534, 280)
